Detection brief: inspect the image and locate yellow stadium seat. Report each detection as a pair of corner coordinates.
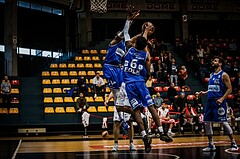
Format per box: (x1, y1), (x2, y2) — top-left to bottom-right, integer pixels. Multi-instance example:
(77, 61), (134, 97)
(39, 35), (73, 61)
(108, 106), (114, 112)
(69, 71), (77, 76)
(71, 79), (78, 84)
(55, 107), (65, 113)
(0, 108), (8, 114)
(86, 79), (89, 84)
(64, 97), (74, 103)
(90, 49), (98, 54)
(82, 49), (89, 54)
(87, 106), (97, 112)
(9, 108), (19, 114)
(102, 56), (106, 60)
(42, 71), (50, 76)
(60, 71), (68, 76)
(85, 63), (93, 68)
(44, 97), (53, 103)
(89, 79), (93, 84)
(42, 79), (51, 85)
(76, 63), (85, 68)
(59, 63), (67, 68)
(66, 107), (76, 113)
(95, 96), (104, 102)
(98, 71), (104, 76)
(78, 71), (87, 76)
(63, 87), (71, 93)
(44, 107), (54, 113)
(100, 49), (107, 55)
(61, 79), (70, 84)
(98, 106), (107, 112)
(53, 88), (62, 93)
(104, 79), (107, 84)
(86, 96), (94, 102)
(51, 71), (59, 76)
(43, 88), (52, 94)
(106, 87), (111, 93)
(54, 97), (63, 103)
(50, 63), (58, 68)
(11, 88), (19, 94)
(87, 71), (95, 76)
(94, 63), (102, 68)
(92, 56), (100, 61)
(68, 63), (76, 68)
(75, 56), (83, 61)
(74, 97), (79, 102)
(52, 79), (60, 84)
(83, 56), (91, 61)
(88, 87), (92, 93)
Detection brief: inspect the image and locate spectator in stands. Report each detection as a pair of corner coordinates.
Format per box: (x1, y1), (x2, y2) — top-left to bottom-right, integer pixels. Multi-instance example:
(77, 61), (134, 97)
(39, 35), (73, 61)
(230, 61), (240, 77)
(146, 76), (154, 96)
(196, 44), (205, 58)
(178, 65), (188, 88)
(77, 76), (88, 96)
(229, 39), (237, 51)
(154, 59), (165, 83)
(197, 58), (209, 80)
(175, 92), (187, 112)
(222, 59), (231, 76)
(168, 58), (178, 86)
(0, 75), (11, 107)
(76, 92), (89, 113)
(193, 93), (203, 114)
(154, 92), (164, 108)
(167, 82), (178, 110)
(92, 72), (105, 98)
(232, 72), (240, 94)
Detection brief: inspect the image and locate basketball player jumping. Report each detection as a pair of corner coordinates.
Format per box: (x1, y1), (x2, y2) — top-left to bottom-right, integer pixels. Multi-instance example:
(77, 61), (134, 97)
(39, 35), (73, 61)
(196, 56), (238, 152)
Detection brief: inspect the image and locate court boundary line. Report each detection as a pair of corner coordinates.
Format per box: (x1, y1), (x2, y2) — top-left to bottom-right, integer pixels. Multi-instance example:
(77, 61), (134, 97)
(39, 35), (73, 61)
(11, 139), (22, 159)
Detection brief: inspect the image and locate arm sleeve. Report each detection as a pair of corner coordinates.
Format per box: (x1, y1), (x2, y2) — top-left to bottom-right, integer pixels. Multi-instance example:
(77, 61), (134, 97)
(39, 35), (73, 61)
(123, 20), (131, 41)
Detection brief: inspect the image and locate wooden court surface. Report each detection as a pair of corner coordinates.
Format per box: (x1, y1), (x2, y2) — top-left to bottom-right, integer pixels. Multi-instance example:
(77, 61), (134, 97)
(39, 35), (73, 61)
(1, 134), (240, 159)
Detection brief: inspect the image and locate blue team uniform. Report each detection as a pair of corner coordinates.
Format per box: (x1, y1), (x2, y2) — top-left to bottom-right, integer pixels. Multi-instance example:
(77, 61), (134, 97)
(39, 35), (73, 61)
(123, 47), (153, 110)
(204, 70), (227, 122)
(103, 41), (126, 89)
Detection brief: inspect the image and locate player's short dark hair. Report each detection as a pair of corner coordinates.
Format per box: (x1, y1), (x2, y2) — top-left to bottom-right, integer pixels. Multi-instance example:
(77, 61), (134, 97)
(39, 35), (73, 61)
(213, 56), (224, 65)
(136, 36), (147, 50)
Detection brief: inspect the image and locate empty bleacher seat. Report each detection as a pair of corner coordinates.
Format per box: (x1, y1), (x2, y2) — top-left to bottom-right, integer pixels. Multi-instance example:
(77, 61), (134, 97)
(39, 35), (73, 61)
(163, 86), (169, 92)
(187, 95), (195, 101)
(152, 78), (158, 84)
(87, 71), (95, 76)
(71, 79), (78, 84)
(9, 108), (19, 114)
(51, 71), (59, 76)
(86, 96), (94, 102)
(0, 108), (8, 114)
(66, 107), (76, 113)
(94, 63), (102, 68)
(60, 71), (68, 76)
(50, 63), (58, 68)
(61, 79), (70, 84)
(106, 87), (111, 93)
(11, 97), (19, 103)
(11, 80), (20, 86)
(100, 49), (107, 55)
(69, 71), (77, 76)
(68, 63), (76, 68)
(59, 63), (67, 68)
(85, 63), (93, 68)
(154, 86), (162, 92)
(108, 106), (114, 112)
(42, 71), (50, 76)
(87, 106), (97, 112)
(54, 97), (64, 103)
(53, 88), (62, 93)
(83, 56), (91, 61)
(78, 71), (86, 76)
(203, 78), (209, 83)
(98, 106), (107, 112)
(42, 79), (51, 85)
(11, 88), (19, 94)
(95, 96), (104, 102)
(55, 107), (65, 113)
(44, 97), (53, 103)
(63, 88), (71, 93)
(75, 56), (83, 61)
(82, 49), (89, 54)
(90, 49), (98, 54)
(43, 88), (52, 94)
(76, 63), (85, 68)
(64, 97), (74, 103)
(52, 79), (61, 84)
(89, 79), (93, 84)
(92, 56), (100, 61)
(44, 107), (54, 113)
(98, 71), (104, 76)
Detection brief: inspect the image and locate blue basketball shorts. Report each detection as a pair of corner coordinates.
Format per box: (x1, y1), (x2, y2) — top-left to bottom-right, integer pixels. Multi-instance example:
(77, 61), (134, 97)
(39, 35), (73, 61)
(103, 64), (122, 90)
(204, 99), (227, 122)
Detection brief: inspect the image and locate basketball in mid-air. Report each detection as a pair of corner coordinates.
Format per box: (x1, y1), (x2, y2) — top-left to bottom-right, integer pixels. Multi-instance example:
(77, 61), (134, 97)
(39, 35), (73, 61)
(101, 130), (109, 139)
(141, 22), (155, 35)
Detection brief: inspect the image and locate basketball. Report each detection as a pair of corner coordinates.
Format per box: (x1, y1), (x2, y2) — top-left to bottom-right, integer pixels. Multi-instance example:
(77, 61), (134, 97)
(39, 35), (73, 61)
(101, 130), (109, 139)
(141, 22), (155, 35)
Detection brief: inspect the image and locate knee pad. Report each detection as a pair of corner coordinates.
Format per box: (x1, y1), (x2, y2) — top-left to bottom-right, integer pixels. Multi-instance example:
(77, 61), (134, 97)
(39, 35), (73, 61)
(205, 122), (213, 135)
(222, 122), (233, 135)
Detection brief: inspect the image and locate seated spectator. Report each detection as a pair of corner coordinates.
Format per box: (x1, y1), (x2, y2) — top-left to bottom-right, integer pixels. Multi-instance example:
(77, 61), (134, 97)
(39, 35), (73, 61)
(180, 102), (200, 134)
(154, 92), (164, 108)
(175, 92), (187, 112)
(77, 76), (88, 95)
(167, 82), (178, 109)
(92, 72), (105, 98)
(178, 65), (188, 88)
(146, 76), (154, 96)
(220, 102), (237, 134)
(76, 92), (89, 113)
(168, 58), (179, 86)
(0, 75), (11, 107)
(197, 58), (209, 81)
(154, 59), (165, 83)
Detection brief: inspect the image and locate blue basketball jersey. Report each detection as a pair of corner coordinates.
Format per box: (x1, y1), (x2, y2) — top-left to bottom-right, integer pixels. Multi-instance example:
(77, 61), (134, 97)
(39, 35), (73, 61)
(104, 41), (126, 66)
(123, 47), (147, 83)
(207, 70), (226, 99)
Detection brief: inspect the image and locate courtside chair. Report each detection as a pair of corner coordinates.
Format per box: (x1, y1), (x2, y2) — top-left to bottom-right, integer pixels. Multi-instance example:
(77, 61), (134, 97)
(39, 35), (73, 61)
(90, 49), (98, 54)
(83, 56), (91, 61)
(43, 88), (52, 94)
(75, 56), (83, 61)
(54, 97), (64, 103)
(50, 63), (58, 68)
(55, 107), (65, 113)
(51, 71), (59, 76)
(76, 63), (85, 68)
(78, 71), (87, 76)
(92, 56), (100, 61)
(42, 79), (51, 85)
(100, 49), (107, 55)
(44, 107), (54, 113)
(60, 71), (68, 76)
(52, 79), (61, 85)
(59, 63), (67, 68)
(42, 71), (50, 76)
(44, 97), (53, 103)
(69, 71), (77, 76)
(82, 49), (89, 54)
(53, 88), (62, 94)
